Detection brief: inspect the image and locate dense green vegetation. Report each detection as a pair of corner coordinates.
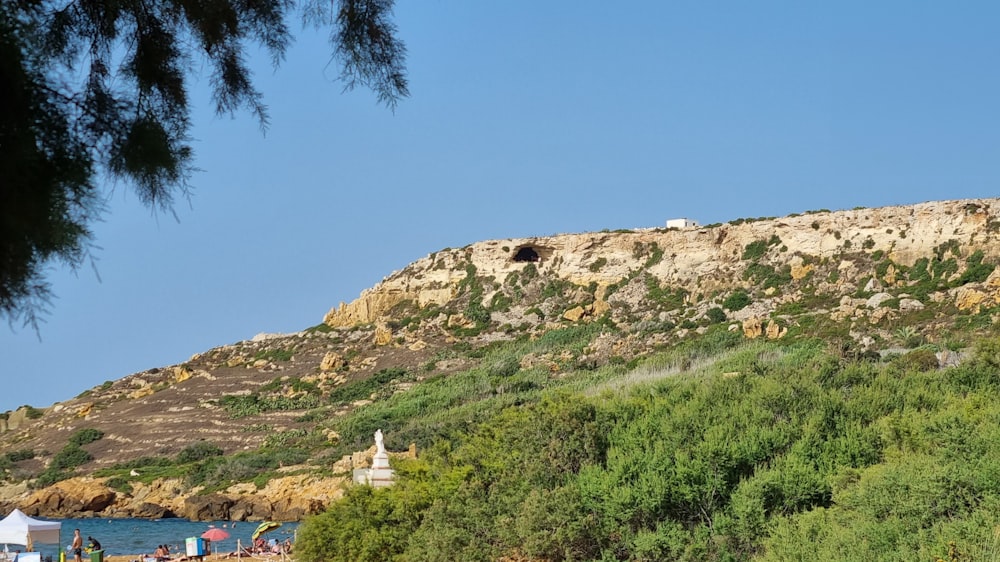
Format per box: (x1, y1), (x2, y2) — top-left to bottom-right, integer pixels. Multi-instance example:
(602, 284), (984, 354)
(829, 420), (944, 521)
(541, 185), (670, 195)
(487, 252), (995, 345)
(34, 427), (105, 488)
(297, 334), (1000, 562)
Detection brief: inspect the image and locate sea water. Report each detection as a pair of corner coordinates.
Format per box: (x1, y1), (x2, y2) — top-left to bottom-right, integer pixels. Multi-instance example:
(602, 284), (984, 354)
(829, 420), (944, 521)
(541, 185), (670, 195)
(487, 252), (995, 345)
(18, 519), (298, 558)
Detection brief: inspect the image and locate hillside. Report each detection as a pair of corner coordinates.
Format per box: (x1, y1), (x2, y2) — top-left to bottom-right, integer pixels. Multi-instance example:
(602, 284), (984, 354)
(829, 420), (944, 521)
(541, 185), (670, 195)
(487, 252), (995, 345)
(0, 198), (998, 543)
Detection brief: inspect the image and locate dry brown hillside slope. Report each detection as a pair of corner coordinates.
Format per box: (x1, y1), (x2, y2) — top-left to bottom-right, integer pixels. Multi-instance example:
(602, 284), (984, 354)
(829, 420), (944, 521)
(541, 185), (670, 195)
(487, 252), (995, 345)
(0, 197), (998, 520)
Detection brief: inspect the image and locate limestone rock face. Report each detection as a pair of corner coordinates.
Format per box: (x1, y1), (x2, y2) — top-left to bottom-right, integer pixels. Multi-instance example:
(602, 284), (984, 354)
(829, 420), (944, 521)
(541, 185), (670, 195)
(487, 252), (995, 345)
(373, 323), (393, 346)
(129, 502), (176, 519)
(6, 198), (1000, 523)
(323, 199), (1000, 330)
(563, 306), (586, 322)
(229, 496), (272, 521)
(743, 318), (763, 339)
(183, 493), (233, 521)
(22, 478), (115, 517)
(790, 263), (814, 280)
(320, 351), (344, 371)
(765, 320), (787, 340)
(955, 287), (989, 312)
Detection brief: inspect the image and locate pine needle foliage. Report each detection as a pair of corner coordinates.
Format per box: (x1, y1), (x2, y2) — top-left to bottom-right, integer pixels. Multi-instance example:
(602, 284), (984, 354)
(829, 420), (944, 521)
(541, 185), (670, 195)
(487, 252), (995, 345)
(0, 0), (407, 327)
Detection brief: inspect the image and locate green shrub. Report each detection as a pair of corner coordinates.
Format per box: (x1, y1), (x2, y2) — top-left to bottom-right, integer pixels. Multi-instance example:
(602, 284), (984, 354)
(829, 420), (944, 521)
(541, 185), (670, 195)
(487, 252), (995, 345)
(188, 448), (310, 490)
(22, 406), (43, 419)
(489, 292), (513, 312)
(934, 239), (961, 260)
(176, 441), (224, 464)
(644, 243), (665, 267)
(723, 289), (752, 311)
(956, 250), (994, 286)
(106, 476), (133, 494)
(263, 428), (310, 449)
(4, 450), (34, 463)
(540, 279), (572, 300)
(50, 445), (92, 470)
(892, 349), (939, 372)
(743, 240), (770, 261)
(106, 456), (175, 471)
(744, 262), (792, 289)
(706, 307), (727, 323)
(219, 392), (321, 418)
(645, 275), (688, 310)
(932, 257), (958, 280)
(327, 368), (410, 405)
(68, 428), (104, 446)
(33, 469), (71, 488)
(588, 257), (607, 272)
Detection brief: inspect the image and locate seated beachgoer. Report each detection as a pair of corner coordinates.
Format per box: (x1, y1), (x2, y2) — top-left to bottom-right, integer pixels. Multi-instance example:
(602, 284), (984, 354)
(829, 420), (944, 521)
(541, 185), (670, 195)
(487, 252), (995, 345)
(152, 545), (171, 562)
(221, 546), (254, 559)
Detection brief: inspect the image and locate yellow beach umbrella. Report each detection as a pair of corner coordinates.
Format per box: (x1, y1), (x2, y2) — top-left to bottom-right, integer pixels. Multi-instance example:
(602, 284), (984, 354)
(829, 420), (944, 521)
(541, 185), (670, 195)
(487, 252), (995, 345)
(251, 522), (281, 540)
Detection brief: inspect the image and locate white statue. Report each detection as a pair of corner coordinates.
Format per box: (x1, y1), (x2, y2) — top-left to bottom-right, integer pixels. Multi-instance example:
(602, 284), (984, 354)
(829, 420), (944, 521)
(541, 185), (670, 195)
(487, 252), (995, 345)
(374, 429), (386, 454)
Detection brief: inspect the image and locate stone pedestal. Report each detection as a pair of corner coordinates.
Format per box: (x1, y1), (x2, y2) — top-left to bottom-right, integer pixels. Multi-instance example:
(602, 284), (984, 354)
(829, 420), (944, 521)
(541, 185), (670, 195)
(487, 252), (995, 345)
(368, 452), (395, 488)
(352, 450), (396, 488)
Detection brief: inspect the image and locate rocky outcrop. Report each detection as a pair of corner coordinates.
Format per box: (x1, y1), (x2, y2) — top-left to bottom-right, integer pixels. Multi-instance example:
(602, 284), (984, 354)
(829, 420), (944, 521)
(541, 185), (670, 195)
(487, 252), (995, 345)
(324, 199), (1000, 329)
(2, 468), (348, 521)
(21, 478), (115, 517)
(3, 198), (999, 522)
(183, 494), (233, 521)
(129, 502), (176, 519)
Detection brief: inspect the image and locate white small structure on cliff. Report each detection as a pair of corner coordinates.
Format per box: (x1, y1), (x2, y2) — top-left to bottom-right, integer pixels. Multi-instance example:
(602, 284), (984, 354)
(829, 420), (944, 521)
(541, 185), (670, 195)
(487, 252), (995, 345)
(353, 429), (396, 488)
(666, 218), (700, 229)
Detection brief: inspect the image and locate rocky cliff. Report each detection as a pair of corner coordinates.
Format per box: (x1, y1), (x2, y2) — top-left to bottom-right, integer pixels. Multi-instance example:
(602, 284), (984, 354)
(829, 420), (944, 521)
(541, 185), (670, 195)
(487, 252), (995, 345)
(0, 198), (998, 520)
(325, 198), (1000, 345)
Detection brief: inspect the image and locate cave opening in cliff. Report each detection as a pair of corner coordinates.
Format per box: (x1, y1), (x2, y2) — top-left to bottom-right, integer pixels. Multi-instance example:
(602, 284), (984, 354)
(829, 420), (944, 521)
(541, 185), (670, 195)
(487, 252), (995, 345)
(513, 247), (540, 262)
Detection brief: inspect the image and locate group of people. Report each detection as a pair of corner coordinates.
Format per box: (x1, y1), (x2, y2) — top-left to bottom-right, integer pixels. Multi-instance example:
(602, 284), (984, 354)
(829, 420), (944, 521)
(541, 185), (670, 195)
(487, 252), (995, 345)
(69, 530), (101, 562)
(222, 538), (291, 558)
(257, 538), (291, 555)
(69, 527), (293, 562)
(150, 545), (171, 561)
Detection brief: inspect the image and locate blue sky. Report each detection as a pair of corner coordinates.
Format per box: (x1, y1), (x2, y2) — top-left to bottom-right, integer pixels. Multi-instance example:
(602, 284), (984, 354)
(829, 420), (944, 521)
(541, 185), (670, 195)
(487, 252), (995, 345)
(3, 1), (999, 411)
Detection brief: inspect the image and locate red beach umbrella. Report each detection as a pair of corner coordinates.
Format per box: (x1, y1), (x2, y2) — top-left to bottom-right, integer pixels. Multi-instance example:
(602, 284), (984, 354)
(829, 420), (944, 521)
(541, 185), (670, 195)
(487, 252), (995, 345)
(202, 528), (230, 541)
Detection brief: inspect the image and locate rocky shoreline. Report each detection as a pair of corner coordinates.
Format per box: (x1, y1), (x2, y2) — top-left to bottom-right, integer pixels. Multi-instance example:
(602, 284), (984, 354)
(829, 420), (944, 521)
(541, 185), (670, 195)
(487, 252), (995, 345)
(0, 472), (345, 522)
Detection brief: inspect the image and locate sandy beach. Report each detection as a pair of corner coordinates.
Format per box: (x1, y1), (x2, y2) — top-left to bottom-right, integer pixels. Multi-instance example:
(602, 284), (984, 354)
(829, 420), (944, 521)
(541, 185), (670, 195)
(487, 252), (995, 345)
(103, 555), (295, 562)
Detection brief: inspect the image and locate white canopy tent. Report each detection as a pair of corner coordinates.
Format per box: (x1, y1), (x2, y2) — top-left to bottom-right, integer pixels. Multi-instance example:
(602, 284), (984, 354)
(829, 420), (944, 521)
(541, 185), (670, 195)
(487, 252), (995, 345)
(0, 509), (61, 551)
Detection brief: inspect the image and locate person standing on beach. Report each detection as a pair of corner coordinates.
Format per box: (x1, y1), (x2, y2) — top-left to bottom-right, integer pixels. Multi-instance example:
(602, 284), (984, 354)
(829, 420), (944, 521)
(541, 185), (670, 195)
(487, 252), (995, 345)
(71, 529), (83, 562)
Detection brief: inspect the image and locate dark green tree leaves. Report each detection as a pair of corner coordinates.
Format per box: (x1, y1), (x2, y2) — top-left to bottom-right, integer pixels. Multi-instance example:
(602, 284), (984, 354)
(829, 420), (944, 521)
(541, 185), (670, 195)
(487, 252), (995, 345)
(0, 0), (407, 327)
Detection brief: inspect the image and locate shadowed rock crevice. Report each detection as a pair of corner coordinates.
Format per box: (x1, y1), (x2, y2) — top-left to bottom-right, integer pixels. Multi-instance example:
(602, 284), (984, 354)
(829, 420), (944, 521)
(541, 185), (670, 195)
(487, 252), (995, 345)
(512, 246), (540, 262)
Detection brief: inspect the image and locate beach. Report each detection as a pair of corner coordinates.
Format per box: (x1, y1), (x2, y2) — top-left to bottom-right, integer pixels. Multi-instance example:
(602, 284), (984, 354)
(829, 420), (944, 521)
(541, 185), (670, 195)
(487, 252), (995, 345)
(102, 554), (295, 562)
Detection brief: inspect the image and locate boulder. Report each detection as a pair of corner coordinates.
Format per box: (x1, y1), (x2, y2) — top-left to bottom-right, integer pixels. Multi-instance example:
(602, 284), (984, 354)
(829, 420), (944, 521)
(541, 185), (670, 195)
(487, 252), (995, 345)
(562, 306), (586, 322)
(790, 263), (814, 280)
(131, 502), (176, 519)
(373, 323), (393, 346)
(955, 287), (988, 312)
(319, 352), (344, 371)
(23, 478), (114, 516)
(866, 292), (893, 309)
(183, 494), (233, 521)
(765, 320), (787, 340)
(229, 497), (273, 521)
